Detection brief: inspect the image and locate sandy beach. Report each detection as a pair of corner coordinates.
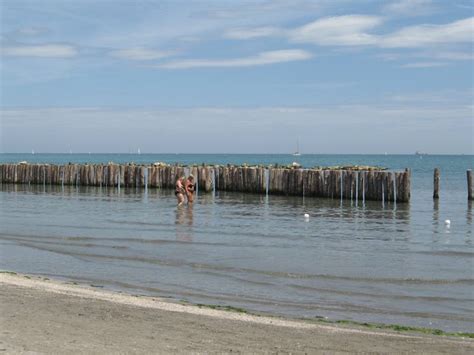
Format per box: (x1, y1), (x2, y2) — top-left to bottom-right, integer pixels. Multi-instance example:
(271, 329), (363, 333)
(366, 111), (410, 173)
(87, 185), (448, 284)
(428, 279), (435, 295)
(0, 273), (472, 354)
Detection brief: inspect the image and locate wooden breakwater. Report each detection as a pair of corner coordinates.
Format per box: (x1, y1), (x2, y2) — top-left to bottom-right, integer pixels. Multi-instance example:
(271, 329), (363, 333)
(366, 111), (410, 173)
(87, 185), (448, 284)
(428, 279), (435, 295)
(0, 163), (411, 202)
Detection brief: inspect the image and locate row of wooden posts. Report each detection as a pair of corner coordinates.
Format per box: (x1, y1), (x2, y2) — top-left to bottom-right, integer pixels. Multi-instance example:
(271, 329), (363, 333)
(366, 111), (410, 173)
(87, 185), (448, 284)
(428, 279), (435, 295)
(433, 168), (473, 200)
(0, 163), (411, 202)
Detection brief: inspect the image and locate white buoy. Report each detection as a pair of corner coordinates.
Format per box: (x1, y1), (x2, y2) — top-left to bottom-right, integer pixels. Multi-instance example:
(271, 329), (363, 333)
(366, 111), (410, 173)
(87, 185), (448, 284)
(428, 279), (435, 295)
(445, 219), (451, 226)
(304, 213), (310, 219)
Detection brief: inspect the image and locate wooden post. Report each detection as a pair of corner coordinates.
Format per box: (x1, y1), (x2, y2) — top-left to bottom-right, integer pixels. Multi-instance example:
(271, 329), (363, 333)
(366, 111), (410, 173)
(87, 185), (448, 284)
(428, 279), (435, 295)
(400, 169), (410, 202)
(468, 170), (473, 201)
(433, 168), (440, 199)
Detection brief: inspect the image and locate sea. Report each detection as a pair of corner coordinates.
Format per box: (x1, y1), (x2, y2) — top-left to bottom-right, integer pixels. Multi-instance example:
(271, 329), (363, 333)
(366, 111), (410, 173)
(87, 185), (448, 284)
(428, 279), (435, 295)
(0, 153), (473, 332)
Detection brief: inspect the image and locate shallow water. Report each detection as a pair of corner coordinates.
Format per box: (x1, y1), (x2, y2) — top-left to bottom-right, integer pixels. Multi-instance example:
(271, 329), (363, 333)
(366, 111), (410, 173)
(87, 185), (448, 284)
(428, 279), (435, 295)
(0, 154), (473, 332)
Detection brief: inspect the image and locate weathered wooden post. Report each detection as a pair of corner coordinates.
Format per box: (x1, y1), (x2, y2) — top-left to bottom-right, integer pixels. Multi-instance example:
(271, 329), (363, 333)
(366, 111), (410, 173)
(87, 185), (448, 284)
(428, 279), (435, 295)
(400, 168), (411, 202)
(433, 168), (440, 199)
(468, 169), (473, 201)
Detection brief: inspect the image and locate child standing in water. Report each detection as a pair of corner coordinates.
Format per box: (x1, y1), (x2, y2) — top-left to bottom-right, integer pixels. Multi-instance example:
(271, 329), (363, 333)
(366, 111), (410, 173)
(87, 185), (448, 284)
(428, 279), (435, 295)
(185, 175), (195, 204)
(175, 176), (186, 206)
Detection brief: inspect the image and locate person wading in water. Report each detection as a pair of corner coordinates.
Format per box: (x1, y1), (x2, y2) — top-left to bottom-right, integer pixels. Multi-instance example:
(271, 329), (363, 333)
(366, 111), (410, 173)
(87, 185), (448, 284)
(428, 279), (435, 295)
(175, 176), (186, 206)
(185, 175), (195, 204)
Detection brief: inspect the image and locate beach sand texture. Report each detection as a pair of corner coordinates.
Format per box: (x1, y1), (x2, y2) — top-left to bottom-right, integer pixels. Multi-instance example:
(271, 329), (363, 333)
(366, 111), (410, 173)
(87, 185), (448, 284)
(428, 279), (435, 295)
(1, 273), (472, 354)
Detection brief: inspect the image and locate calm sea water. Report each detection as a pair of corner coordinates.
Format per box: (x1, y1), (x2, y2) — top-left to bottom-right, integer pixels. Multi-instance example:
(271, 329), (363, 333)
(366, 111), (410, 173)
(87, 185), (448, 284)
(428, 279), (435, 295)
(1, 154), (473, 332)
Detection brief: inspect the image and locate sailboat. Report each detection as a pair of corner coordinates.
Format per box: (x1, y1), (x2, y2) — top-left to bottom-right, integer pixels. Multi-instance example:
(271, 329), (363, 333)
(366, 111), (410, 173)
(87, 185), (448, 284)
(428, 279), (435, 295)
(293, 139), (301, 156)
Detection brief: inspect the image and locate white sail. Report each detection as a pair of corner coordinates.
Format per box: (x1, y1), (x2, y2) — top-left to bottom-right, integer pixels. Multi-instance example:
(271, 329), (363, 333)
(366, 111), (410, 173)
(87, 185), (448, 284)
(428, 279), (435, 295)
(293, 139), (301, 156)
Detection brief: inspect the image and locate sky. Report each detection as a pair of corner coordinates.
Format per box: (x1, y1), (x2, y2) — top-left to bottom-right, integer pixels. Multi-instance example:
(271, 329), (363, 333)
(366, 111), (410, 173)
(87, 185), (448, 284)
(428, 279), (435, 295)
(0, 0), (473, 154)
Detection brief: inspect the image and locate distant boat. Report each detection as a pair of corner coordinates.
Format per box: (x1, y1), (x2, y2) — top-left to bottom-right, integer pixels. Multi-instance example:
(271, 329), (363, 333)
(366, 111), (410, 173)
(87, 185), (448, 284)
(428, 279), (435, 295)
(138, 148), (141, 155)
(293, 139), (301, 156)
(415, 151), (428, 156)
(31, 149), (35, 155)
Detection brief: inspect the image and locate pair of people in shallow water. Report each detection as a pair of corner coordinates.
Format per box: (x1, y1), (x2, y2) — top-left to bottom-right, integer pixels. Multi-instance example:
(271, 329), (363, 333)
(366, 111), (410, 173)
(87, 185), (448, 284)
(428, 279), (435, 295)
(175, 175), (195, 206)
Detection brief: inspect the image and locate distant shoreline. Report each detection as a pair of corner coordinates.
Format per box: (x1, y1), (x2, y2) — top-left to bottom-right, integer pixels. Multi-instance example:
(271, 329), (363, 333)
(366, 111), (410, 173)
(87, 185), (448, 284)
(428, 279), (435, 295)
(1, 152), (473, 156)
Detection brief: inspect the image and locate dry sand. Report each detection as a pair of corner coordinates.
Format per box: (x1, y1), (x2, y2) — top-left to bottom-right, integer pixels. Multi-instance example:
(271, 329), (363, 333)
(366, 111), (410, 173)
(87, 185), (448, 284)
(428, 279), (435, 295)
(1, 273), (472, 354)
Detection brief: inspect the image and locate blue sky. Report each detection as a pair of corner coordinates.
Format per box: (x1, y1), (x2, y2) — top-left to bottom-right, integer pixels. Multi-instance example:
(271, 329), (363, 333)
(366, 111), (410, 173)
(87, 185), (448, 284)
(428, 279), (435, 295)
(0, 0), (473, 154)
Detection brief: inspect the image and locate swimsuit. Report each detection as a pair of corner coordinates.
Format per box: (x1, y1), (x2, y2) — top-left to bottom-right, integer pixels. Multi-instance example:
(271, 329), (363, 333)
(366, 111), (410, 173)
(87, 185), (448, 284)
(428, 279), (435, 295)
(176, 183), (185, 196)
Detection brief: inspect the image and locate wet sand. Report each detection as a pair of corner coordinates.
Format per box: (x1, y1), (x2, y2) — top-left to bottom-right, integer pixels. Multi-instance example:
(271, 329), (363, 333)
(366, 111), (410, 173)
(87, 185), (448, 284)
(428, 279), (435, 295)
(1, 273), (472, 354)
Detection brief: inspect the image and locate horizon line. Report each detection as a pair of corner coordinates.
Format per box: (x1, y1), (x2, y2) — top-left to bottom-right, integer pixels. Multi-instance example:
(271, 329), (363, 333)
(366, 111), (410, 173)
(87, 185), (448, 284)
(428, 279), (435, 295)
(1, 152), (473, 156)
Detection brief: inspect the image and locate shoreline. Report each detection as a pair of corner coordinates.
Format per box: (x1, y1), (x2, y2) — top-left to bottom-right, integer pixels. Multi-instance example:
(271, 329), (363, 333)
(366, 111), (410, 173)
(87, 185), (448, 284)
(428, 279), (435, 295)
(2, 271), (472, 339)
(1, 272), (473, 353)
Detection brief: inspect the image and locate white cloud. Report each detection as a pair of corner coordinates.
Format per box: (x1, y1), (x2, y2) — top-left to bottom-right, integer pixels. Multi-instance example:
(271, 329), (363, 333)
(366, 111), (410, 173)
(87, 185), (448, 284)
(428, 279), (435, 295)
(289, 15), (382, 46)
(224, 27), (283, 39)
(381, 17), (474, 48)
(401, 61), (448, 68)
(226, 15), (383, 46)
(89, 1), (329, 49)
(158, 49), (312, 69)
(225, 15), (473, 51)
(2, 102), (472, 154)
(379, 50), (473, 63)
(1, 44), (77, 58)
(432, 51), (473, 61)
(383, 0), (435, 16)
(388, 89), (473, 103)
(16, 27), (48, 36)
(110, 47), (177, 61)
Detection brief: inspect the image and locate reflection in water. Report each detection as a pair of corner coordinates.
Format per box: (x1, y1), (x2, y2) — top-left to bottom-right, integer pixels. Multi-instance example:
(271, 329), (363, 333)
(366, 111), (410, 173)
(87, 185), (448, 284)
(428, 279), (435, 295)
(175, 204), (194, 242)
(433, 199), (440, 240)
(467, 201), (472, 242)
